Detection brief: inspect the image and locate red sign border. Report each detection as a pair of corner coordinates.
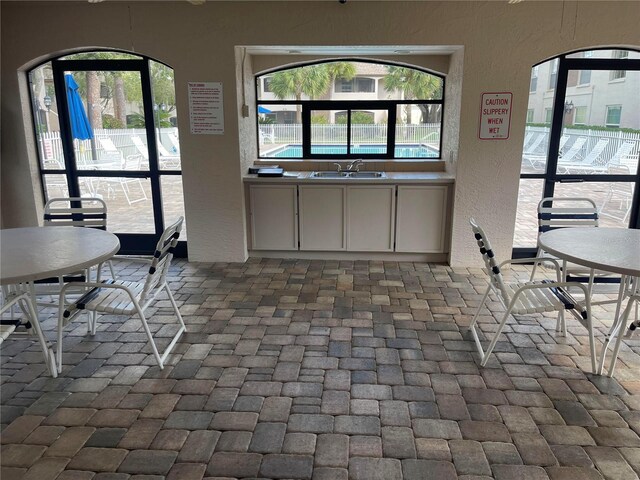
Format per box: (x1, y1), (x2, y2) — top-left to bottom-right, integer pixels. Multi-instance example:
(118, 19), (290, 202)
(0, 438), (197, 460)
(478, 92), (513, 141)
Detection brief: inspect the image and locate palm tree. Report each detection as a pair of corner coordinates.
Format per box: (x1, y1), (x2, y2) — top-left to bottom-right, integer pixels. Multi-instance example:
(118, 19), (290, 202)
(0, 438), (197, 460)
(269, 62), (356, 123)
(383, 67), (443, 124)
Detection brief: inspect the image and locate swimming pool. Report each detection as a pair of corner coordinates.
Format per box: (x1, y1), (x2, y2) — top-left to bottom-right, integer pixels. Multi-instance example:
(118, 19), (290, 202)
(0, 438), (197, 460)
(264, 144), (438, 158)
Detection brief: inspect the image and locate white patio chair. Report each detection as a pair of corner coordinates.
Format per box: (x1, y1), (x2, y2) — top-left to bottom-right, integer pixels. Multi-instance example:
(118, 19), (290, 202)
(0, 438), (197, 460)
(468, 218), (596, 371)
(530, 197), (615, 292)
(524, 134), (569, 171)
(558, 138), (610, 174)
(97, 137), (124, 167)
(259, 129), (276, 144)
(167, 132), (181, 154)
(600, 165), (634, 223)
(131, 135), (180, 169)
(44, 197), (117, 279)
(57, 217), (185, 371)
(557, 136), (587, 164)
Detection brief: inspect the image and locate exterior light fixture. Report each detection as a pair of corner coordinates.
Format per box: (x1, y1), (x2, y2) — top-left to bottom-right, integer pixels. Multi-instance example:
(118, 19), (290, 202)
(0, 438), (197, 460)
(44, 95), (52, 110)
(564, 101), (574, 113)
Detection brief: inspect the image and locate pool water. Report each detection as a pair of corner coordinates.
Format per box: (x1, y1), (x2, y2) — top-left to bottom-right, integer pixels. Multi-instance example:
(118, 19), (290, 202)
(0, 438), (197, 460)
(266, 144), (438, 158)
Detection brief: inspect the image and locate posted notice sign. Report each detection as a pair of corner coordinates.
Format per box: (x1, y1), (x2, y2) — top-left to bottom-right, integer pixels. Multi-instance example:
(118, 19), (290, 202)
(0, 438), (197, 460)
(188, 82), (224, 134)
(479, 92), (512, 140)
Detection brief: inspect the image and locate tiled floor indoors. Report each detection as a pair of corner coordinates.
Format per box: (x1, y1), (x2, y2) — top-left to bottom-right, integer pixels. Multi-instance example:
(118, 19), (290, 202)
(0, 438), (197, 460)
(2, 258), (640, 480)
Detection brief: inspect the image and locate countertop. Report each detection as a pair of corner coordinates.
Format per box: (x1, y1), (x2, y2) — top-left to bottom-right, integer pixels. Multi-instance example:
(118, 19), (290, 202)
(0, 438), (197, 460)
(243, 171), (455, 184)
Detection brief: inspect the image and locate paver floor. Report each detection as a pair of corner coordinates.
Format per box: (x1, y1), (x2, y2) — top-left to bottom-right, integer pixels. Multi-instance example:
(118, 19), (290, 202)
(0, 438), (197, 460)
(2, 258), (640, 479)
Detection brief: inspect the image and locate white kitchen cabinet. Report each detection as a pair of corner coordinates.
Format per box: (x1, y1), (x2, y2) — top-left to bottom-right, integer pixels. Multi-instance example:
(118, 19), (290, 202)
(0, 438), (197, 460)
(249, 185), (298, 250)
(395, 186), (448, 253)
(299, 185), (346, 250)
(346, 185), (396, 251)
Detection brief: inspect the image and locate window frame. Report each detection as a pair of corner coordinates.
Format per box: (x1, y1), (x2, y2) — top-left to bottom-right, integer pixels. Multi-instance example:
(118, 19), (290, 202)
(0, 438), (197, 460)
(255, 59), (445, 161)
(605, 104), (622, 127)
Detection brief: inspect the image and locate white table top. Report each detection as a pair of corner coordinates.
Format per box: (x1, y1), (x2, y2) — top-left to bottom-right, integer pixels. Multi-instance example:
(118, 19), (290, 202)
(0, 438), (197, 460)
(1, 227), (120, 285)
(538, 228), (640, 277)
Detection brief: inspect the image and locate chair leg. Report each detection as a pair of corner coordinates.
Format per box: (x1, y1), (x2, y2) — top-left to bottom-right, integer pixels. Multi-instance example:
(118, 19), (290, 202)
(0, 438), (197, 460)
(476, 309), (512, 367)
(108, 260), (117, 280)
(607, 296), (638, 377)
(529, 249), (543, 281)
(133, 287), (186, 370)
(469, 285), (491, 329)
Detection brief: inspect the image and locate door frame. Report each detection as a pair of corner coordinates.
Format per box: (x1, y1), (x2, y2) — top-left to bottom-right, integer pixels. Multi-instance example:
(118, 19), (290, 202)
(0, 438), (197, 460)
(514, 51), (640, 258)
(35, 56), (186, 256)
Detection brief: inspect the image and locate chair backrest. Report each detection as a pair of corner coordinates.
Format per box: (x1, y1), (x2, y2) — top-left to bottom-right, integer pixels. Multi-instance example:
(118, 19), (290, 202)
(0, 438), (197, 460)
(157, 141), (175, 158)
(44, 197), (107, 229)
(469, 218), (510, 300)
(140, 217), (184, 303)
(581, 138), (610, 166)
(537, 197), (599, 234)
(524, 133), (545, 154)
(559, 137), (587, 162)
(98, 137), (119, 153)
(131, 136), (150, 161)
(609, 141), (637, 166)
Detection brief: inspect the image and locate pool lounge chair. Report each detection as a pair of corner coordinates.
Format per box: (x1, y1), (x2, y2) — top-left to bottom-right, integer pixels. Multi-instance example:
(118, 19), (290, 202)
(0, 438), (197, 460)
(558, 138), (610, 174)
(131, 135), (180, 169)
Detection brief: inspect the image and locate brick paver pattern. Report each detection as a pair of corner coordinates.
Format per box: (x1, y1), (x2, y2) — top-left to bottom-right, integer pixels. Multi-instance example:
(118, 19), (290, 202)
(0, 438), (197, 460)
(1, 258), (640, 479)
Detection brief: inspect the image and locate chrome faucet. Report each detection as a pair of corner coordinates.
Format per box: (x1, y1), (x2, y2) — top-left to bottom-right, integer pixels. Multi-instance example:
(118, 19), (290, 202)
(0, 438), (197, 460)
(347, 159), (364, 172)
(333, 162), (342, 172)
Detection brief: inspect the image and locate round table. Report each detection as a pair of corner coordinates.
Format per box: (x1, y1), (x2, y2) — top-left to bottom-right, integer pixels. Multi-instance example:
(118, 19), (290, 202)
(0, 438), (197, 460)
(538, 227), (640, 376)
(1, 227), (120, 285)
(538, 227), (640, 278)
(1, 227), (120, 376)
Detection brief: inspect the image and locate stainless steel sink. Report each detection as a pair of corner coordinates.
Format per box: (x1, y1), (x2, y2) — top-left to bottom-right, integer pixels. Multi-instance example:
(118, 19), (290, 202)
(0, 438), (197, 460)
(310, 171), (349, 178)
(310, 171), (385, 178)
(348, 171), (386, 178)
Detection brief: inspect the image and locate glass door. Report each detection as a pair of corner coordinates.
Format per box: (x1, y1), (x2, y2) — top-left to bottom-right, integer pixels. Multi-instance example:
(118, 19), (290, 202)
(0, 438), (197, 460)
(43, 57), (185, 255)
(515, 50), (640, 256)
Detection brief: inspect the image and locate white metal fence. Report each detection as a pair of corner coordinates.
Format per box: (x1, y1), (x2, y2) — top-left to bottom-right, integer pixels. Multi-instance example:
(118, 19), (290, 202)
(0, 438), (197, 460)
(38, 127), (180, 167)
(522, 125), (640, 167)
(260, 123), (441, 146)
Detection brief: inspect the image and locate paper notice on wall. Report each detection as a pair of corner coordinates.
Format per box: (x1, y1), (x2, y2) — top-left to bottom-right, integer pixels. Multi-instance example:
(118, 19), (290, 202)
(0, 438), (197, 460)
(188, 82), (224, 134)
(478, 92), (512, 140)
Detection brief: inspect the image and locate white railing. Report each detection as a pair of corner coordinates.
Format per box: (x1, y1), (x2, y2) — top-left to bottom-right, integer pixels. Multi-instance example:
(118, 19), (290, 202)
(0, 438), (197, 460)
(260, 123), (441, 146)
(38, 127), (179, 167)
(522, 125), (640, 167)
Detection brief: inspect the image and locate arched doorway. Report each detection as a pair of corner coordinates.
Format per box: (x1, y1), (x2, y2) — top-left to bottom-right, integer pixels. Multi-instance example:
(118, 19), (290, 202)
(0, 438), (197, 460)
(29, 50), (186, 256)
(514, 48), (640, 256)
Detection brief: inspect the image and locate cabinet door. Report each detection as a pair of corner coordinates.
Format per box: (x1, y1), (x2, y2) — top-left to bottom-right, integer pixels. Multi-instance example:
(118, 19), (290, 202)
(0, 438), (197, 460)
(396, 186), (448, 253)
(249, 185), (298, 250)
(347, 185), (396, 251)
(299, 185), (346, 251)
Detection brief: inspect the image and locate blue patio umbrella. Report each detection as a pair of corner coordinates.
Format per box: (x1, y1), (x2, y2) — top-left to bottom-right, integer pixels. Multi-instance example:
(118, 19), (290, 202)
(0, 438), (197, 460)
(65, 74), (94, 140)
(258, 106), (272, 114)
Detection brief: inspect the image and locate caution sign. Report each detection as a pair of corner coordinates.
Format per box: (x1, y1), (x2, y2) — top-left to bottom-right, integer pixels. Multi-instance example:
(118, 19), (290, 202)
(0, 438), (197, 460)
(479, 92), (512, 140)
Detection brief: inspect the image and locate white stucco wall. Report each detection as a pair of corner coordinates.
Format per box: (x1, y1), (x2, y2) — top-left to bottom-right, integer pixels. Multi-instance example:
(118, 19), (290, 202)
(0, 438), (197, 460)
(1, 1), (639, 265)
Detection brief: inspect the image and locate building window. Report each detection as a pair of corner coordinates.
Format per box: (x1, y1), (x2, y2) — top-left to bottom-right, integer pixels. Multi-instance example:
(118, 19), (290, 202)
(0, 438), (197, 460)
(335, 77), (375, 93)
(263, 77), (272, 93)
(578, 69), (591, 85)
(548, 59), (558, 90)
(573, 106), (587, 125)
(605, 105), (622, 127)
(544, 108), (553, 124)
(526, 109), (534, 123)
(610, 50), (629, 81)
(256, 60), (444, 160)
(530, 66), (538, 92)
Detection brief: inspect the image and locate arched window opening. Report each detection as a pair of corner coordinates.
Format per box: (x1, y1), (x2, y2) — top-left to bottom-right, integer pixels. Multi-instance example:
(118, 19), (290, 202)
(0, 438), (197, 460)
(28, 50), (186, 255)
(514, 48), (640, 254)
(255, 60), (444, 160)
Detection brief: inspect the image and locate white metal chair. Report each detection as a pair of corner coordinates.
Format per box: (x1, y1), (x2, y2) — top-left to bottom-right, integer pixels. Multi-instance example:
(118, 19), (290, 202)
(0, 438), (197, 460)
(558, 138), (610, 174)
(468, 218), (596, 371)
(1, 288), (57, 376)
(44, 197), (117, 280)
(131, 135), (180, 169)
(600, 165), (634, 223)
(97, 137), (124, 166)
(57, 217), (185, 371)
(557, 136), (587, 163)
(259, 129), (276, 145)
(530, 197), (611, 291)
(601, 278), (639, 377)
